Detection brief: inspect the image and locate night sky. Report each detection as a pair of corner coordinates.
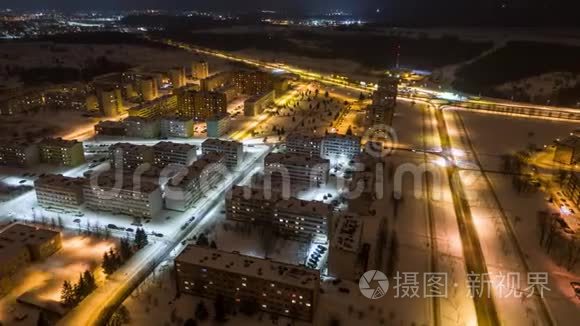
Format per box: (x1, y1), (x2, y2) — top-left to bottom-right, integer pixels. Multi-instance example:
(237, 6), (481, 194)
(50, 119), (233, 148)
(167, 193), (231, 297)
(2, 0), (577, 26)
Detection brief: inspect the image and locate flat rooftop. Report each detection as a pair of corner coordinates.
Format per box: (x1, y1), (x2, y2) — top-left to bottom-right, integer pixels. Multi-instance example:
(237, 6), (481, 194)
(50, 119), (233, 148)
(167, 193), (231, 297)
(275, 197), (331, 216)
(153, 141), (197, 152)
(176, 245), (320, 289)
(265, 152), (329, 166)
(35, 174), (86, 188)
(0, 223), (60, 249)
(331, 214), (362, 253)
(177, 152), (225, 183)
(39, 138), (81, 148)
(229, 185), (281, 202)
(202, 138), (242, 151)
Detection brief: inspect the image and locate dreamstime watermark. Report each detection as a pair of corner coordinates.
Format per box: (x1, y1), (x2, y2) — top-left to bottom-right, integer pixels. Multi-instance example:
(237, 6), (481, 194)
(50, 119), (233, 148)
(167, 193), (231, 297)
(357, 271), (551, 300)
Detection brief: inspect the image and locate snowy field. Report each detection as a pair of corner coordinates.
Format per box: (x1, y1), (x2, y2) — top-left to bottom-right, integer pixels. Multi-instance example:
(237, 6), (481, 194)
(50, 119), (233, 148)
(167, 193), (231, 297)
(447, 110), (580, 325)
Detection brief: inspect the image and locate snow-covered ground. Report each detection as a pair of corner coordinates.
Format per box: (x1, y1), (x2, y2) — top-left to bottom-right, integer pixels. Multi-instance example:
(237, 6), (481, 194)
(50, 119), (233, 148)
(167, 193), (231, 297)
(446, 109), (580, 325)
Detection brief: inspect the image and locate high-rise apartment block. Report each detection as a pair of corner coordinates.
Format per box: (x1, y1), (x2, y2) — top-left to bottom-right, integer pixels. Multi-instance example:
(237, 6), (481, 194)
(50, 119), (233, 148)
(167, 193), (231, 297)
(176, 89), (227, 121)
(192, 61), (209, 79)
(170, 67), (187, 88)
(367, 75), (398, 126)
(175, 245), (320, 321)
(139, 76), (159, 101)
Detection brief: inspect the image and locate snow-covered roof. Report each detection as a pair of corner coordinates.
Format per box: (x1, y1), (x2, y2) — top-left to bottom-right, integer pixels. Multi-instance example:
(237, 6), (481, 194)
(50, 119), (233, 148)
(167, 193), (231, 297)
(176, 245), (320, 289)
(331, 214), (362, 253)
(265, 152), (329, 167)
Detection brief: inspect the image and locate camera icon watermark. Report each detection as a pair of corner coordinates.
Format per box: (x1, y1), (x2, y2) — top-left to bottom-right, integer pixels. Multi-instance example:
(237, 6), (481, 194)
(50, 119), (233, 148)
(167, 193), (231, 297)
(359, 270), (389, 299)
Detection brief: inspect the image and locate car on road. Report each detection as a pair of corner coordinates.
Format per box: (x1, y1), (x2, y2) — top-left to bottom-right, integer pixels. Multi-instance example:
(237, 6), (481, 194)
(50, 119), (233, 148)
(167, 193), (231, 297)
(125, 228), (134, 233)
(73, 219), (81, 223)
(107, 224), (118, 229)
(154, 233), (164, 238)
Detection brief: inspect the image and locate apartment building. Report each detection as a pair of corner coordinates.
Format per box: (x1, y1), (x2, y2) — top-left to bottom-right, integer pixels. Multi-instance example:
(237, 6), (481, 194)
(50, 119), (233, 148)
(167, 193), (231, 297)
(192, 60), (209, 79)
(83, 174), (163, 218)
(328, 214), (364, 281)
(124, 117), (161, 138)
(226, 185), (281, 224)
(175, 245), (320, 322)
(160, 116), (194, 138)
(38, 138), (85, 167)
(170, 67), (186, 88)
(201, 138), (244, 169)
(109, 143), (154, 170)
(128, 94), (177, 119)
(244, 90), (274, 116)
(34, 174), (86, 212)
(226, 186), (331, 242)
(264, 153), (329, 189)
(367, 75), (398, 126)
(94, 120), (127, 136)
(321, 133), (361, 161)
(286, 133), (323, 157)
(176, 89), (227, 121)
(274, 198), (331, 242)
(206, 113), (230, 138)
(0, 224), (62, 295)
(200, 71), (231, 91)
(165, 152), (227, 211)
(153, 141), (197, 167)
(0, 140), (39, 167)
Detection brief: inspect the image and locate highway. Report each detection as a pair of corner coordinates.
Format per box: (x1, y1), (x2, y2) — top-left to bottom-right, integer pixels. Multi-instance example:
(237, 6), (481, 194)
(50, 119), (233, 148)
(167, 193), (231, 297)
(157, 37), (580, 122)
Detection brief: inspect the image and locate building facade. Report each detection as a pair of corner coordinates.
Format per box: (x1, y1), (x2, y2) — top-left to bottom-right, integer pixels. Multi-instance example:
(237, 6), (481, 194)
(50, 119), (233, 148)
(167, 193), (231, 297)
(175, 245), (320, 322)
(35, 174), (85, 212)
(286, 133), (323, 157)
(244, 90), (274, 116)
(264, 153), (329, 189)
(38, 138), (85, 167)
(0, 140), (39, 167)
(201, 138), (244, 169)
(83, 175), (163, 218)
(192, 61), (209, 79)
(109, 143), (154, 170)
(321, 133), (361, 161)
(124, 117), (161, 138)
(153, 141), (197, 167)
(160, 116), (194, 138)
(165, 152), (227, 211)
(206, 114), (231, 138)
